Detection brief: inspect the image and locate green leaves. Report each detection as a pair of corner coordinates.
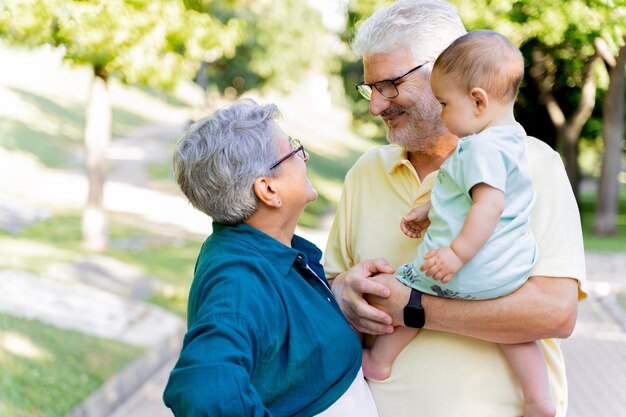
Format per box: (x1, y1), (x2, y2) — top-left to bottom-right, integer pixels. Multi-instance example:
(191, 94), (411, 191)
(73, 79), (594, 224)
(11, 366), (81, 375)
(0, 0), (244, 90)
(203, 0), (336, 96)
(451, 0), (625, 54)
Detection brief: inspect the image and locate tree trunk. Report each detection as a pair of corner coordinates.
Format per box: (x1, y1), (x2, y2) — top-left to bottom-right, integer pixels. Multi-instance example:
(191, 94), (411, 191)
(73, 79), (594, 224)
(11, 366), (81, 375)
(81, 67), (111, 251)
(558, 125), (582, 198)
(594, 39), (626, 235)
(529, 47), (599, 202)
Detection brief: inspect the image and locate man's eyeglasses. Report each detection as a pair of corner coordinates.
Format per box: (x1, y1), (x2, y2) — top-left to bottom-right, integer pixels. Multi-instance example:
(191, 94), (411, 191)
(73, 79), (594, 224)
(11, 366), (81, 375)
(355, 61), (429, 101)
(269, 138), (308, 170)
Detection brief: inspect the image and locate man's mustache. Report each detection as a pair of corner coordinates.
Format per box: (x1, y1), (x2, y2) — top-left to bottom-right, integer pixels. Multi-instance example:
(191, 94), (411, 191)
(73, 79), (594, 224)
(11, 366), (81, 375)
(381, 107), (405, 119)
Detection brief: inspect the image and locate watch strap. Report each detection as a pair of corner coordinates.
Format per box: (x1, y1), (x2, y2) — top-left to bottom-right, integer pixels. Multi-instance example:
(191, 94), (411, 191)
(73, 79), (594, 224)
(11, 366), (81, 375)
(403, 288), (425, 328)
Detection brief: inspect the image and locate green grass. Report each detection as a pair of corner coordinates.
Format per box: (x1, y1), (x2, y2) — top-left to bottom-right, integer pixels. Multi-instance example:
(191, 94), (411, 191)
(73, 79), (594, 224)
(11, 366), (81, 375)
(579, 187), (626, 252)
(300, 145), (363, 228)
(5, 212), (202, 318)
(0, 86), (151, 169)
(107, 240), (201, 317)
(0, 313), (144, 417)
(146, 161), (173, 182)
(619, 293), (626, 311)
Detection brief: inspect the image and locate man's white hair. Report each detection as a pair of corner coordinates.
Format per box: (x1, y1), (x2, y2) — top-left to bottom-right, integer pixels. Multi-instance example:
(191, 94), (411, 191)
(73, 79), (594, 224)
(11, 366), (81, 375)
(352, 0), (467, 63)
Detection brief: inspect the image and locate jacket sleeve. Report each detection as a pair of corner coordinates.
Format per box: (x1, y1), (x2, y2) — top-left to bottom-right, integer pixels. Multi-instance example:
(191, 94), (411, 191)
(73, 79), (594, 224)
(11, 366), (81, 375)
(164, 312), (272, 416)
(164, 268), (276, 417)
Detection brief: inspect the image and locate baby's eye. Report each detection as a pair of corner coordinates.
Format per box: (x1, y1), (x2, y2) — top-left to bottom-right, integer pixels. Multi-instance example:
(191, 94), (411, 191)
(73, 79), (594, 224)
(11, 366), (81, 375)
(439, 102), (446, 107)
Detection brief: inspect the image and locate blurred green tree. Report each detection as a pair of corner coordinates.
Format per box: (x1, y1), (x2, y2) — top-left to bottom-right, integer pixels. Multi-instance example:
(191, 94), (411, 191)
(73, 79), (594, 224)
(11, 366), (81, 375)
(339, 0), (392, 143)
(188, 0), (338, 105)
(0, 0), (243, 250)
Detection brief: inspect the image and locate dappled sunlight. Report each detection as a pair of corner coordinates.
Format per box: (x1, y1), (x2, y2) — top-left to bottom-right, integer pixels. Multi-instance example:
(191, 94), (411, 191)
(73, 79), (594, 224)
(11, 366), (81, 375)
(0, 85), (41, 120)
(3, 86), (84, 143)
(104, 182), (213, 235)
(0, 43), (191, 126)
(0, 43), (90, 103)
(0, 331), (52, 360)
(0, 237), (80, 271)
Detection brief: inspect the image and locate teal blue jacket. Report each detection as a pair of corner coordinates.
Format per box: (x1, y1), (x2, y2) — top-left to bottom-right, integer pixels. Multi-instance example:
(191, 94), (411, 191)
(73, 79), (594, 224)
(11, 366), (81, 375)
(163, 222), (362, 416)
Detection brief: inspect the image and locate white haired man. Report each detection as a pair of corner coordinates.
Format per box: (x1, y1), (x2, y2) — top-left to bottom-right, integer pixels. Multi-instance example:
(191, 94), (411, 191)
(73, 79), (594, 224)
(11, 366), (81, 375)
(324, 1), (588, 416)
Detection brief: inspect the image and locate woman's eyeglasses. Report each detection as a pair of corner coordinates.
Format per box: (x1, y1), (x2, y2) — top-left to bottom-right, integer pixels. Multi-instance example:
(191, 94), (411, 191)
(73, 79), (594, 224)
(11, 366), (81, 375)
(269, 138), (308, 170)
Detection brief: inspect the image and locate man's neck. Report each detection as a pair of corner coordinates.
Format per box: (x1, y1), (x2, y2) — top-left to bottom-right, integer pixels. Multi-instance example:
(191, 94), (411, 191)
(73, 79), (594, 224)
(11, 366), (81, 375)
(408, 132), (458, 181)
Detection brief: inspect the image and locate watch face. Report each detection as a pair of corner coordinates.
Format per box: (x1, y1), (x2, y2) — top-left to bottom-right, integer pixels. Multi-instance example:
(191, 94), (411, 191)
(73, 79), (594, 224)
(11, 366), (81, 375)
(404, 305), (425, 328)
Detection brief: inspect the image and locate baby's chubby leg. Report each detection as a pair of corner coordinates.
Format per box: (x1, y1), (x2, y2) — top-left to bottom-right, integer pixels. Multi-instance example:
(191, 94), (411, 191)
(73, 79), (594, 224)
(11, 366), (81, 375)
(362, 326), (419, 381)
(499, 342), (556, 417)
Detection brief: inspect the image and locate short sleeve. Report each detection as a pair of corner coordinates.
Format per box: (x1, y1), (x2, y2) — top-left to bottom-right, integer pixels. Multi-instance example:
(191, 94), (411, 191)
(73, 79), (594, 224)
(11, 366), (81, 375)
(460, 138), (507, 194)
(527, 139), (588, 299)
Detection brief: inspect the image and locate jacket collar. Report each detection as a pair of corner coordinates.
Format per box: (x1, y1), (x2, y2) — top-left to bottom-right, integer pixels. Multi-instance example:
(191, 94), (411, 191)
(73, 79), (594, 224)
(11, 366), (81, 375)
(211, 222), (323, 277)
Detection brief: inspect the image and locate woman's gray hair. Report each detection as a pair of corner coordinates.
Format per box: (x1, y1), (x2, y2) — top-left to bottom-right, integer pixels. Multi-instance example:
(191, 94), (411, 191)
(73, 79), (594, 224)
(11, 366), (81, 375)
(352, 0), (467, 64)
(173, 99), (281, 225)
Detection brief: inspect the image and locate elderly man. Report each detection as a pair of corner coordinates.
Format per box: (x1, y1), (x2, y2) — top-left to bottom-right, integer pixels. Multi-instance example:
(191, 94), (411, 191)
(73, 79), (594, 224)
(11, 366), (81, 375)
(324, 1), (588, 416)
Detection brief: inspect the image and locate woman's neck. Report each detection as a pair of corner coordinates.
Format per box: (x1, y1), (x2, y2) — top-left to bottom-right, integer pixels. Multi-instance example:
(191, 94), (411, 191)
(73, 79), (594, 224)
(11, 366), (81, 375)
(245, 208), (298, 247)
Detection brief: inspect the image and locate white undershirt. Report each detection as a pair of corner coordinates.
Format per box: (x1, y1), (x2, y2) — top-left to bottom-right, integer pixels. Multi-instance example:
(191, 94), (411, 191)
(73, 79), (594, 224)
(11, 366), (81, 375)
(315, 368), (379, 417)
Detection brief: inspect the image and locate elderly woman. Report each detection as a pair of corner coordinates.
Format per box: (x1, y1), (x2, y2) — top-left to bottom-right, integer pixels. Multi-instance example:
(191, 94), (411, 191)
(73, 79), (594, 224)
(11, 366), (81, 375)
(163, 99), (380, 416)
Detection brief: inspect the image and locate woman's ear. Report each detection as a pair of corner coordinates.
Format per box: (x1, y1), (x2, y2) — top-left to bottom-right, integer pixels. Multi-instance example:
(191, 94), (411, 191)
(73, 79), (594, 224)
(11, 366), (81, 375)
(253, 177), (282, 208)
(470, 87), (489, 115)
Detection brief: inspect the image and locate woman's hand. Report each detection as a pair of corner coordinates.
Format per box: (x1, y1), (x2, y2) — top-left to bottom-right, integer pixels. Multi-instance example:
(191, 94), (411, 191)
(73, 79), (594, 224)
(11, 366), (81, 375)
(331, 259), (395, 335)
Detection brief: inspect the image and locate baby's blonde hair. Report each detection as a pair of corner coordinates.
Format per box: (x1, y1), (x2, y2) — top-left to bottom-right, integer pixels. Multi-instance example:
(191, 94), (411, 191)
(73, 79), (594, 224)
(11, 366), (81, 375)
(432, 30), (524, 102)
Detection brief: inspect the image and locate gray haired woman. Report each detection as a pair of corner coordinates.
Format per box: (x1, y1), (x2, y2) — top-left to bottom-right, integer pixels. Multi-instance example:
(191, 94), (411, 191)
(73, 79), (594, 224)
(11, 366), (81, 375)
(163, 99), (380, 416)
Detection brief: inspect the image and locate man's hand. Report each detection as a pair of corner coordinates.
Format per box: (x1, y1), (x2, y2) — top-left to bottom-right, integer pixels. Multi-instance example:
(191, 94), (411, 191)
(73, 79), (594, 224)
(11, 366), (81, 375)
(400, 204), (431, 238)
(367, 274), (413, 327)
(330, 258), (395, 335)
(420, 246), (463, 283)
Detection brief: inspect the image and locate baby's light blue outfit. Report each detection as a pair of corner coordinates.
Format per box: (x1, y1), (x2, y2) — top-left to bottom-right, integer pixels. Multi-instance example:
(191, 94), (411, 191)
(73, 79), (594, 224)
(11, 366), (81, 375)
(397, 123), (537, 300)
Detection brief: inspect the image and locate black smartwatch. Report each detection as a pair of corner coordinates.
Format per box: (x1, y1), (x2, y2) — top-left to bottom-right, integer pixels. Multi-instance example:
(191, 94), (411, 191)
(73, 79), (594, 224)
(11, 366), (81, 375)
(403, 288), (425, 328)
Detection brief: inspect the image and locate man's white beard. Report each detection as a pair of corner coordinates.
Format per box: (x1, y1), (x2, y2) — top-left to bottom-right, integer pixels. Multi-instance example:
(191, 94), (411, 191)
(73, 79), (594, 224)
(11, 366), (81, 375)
(384, 98), (446, 152)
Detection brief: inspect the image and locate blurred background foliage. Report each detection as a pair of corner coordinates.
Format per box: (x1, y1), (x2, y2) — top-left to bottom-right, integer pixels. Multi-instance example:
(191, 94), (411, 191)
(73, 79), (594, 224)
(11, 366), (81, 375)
(193, 0), (340, 100)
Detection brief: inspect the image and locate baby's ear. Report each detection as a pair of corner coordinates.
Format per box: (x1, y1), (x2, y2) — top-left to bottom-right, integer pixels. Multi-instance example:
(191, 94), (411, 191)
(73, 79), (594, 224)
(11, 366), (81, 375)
(469, 87), (489, 115)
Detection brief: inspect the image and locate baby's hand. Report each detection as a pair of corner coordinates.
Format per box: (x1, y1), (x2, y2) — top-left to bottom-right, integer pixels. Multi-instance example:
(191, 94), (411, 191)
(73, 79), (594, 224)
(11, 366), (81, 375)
(420, 246), (463, 283)
(400, 204), (431, 238)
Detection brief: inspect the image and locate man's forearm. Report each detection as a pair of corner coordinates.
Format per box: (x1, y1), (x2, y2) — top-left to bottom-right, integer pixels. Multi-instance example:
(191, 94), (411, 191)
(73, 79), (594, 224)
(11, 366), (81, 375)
(422, 276), (579, 343)
(367, 274), (579, 343)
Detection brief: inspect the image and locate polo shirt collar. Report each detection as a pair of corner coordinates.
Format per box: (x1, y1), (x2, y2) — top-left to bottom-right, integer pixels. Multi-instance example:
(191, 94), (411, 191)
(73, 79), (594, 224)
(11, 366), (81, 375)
(380, 144), (441, 196)
(381, 144), (428, 182)
(211, 222), (322, 277)
(380, 144), (408, 174)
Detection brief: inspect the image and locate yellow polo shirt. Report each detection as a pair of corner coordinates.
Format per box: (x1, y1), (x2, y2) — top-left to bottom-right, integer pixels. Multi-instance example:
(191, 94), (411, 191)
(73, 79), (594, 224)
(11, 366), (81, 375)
(324, 137), (588, 417)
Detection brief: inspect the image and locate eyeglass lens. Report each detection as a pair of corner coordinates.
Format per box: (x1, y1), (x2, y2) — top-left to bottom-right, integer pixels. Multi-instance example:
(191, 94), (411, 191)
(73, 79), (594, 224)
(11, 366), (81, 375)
(357, 80), (398, 100)
(356, 61), (429, 101)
